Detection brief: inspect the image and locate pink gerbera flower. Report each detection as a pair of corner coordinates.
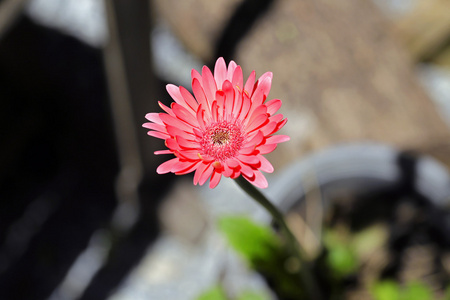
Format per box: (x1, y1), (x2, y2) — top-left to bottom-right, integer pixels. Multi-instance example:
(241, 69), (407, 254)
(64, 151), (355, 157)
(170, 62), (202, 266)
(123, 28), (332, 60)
(143, 57), (289, 189)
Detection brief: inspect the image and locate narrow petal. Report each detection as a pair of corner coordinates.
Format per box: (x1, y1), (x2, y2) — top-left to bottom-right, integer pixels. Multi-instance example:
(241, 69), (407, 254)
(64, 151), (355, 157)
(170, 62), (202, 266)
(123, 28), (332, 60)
(142, 122), (167, 133)
(176, 161), (201, 175)
(244, 130), (264, 147)
(172, 103), (198, 126)
(176, 135), (200, 149)
(237, 154), (260, 165)
(223, 164), (234, 177)
(265, 99), (282, 116)
(158, 101), (176, 117)
(257, 155), (274, 173)
(166, 125), (195, 139)
(232, 66), (243, 89)
(226, 158), (240, 169)
(244, 70), (256, 95)
(252, 74), (272, 106)
(245, 105), (267, 127)
(199, 163), (214, 185)
(191, 68), (202, 83)
(266, 135), (290, 144)
(145, 113), (163, 125)
(156, 158), (178, 174)
(246, 114), (269, 133)
(196, 105), (206, 130)
(260, 121), (277, 136)
(222, 80), (234, 117)
(159, 113), (194, 132)
(202, 65), (217, 104)
(239, 163), (254, 177)
(179, 86), (199, 111)
(209, 171), (222, 188)
(194, 162), (209, 185)
(166, 84), (190, 110)
(154, 150), (172, 155)
(227, 60), (237, 81)
(214, 57), (227, 88)
(257, 144), (277, 154)
(192, 78), (209, 113)
(172, 160), (197, 173)
(248, 171), (268, 189)
(147, 131), (170, 139)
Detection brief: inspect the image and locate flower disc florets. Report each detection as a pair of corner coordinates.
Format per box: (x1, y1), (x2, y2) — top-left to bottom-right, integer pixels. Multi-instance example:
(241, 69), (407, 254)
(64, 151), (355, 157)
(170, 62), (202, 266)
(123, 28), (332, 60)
(201, 120), (245, 162)
(143, 57), (290, 189)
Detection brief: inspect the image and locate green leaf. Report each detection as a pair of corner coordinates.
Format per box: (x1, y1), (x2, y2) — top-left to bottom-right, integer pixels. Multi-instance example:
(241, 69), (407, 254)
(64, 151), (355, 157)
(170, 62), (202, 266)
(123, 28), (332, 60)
(402, 281), (432, 300)
(371, 280), (401, 300)
(237, 290), (270, 300)
(195, 285), (228, 300)
(217, 216), (280, 263)
(323, 229), (358, 277)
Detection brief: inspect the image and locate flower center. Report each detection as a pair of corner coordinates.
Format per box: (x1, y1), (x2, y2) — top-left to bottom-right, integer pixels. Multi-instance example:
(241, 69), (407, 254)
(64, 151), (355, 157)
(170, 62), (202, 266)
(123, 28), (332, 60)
(200, 121), (244, 162)
(211, 130), (230, 145)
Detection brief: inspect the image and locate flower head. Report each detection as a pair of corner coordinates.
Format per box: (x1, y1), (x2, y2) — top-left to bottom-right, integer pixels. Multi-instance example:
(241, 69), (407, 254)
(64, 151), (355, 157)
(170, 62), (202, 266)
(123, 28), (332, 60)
(143, 57), (289, 188)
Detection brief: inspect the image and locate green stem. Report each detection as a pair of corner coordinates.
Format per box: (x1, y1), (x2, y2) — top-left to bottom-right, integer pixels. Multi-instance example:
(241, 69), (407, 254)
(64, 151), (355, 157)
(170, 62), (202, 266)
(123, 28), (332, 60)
(234, 176), (322, 300)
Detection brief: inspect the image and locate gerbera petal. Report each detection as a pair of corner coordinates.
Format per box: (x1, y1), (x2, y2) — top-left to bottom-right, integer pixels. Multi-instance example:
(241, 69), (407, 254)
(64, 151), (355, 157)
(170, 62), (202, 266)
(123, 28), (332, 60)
(199, 163), (214, 185)
(222, 80), (234, 116)
(248, 170), (269, 189)
(226, 158), (240, 169)
(176, 135), (200, 149)
(257, 154), (274, 173)
(159, 113), (194, 132)
(145, 113), (163, 125)
(166, 84), (190, 110)
(147, 131), (170, 139)
(223, 164), (234, 177)
(179, 86), (199, 111)
(202, 65), (217, 104)
(227, 60), (237, 81)
(214, 57), (227, 88)
(260, 121), (277, 136)
(156, 158), (178, 174)
(154, 150), (172, 155)
(176, 161), (201, 175)
(237, 154), (259, 165)
(252, 73), (272, 106)
(191, 68), (202, 83)
(172, 103), (198, 126)
(209, 171), (222, 188)
(172, 160), (197, 173)
(257, 144), (277, 154)
(244, 70), (256, 96)
(232, 66), (243, 90)
(192, 78), (210, 115)
(265, 99), (282, 116)
(246, 114), (269, 133)
(142, 122), (167, 133)
(245, 105), (267, 127)
(193, 161), (209, 185)
(158, 101), (176, 117)
(196, 104), (206, 130)
(166, 125), (195, 139)
(266, 135), (290, 144)
(245, 130), (264, 147)
(239, 163), (254, 177)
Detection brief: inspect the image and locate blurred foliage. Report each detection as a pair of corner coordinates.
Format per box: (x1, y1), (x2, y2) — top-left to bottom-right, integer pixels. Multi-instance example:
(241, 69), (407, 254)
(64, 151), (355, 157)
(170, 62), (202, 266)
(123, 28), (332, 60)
(196, 285), (228, 300)
(323, 229), (358, 278)
(195, 285), (269, 300)
(371, 280), (433, 300)
(218, 216), (305, 299)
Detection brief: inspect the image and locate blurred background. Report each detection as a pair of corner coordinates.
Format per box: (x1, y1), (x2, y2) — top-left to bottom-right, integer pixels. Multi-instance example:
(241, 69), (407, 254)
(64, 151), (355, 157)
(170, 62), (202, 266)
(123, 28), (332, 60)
(1, 0), (450, 299)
